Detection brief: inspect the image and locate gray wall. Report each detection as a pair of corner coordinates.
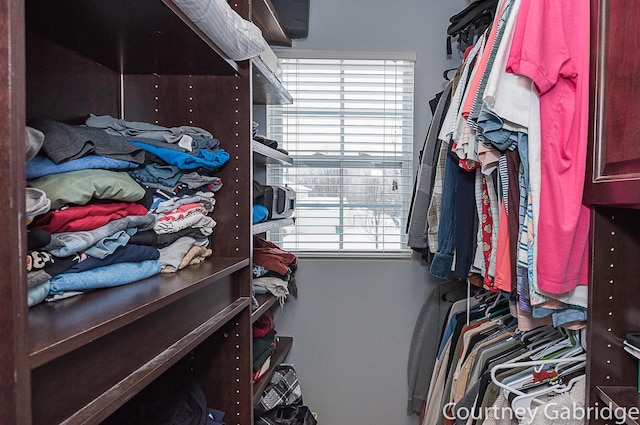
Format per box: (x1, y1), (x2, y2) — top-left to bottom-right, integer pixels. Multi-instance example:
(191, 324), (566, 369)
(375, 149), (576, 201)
(263, 0), (470, 423)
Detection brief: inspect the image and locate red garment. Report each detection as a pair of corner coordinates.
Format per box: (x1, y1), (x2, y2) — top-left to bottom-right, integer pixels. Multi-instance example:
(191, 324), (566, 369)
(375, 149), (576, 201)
(253, 310), (275, 338)
(493, 201), (512, 292)
(253, 236), (297, 275)
(481, 176), (497, 292)
(532, 368), (558, 383)
(31, 202), (148, 233)
(156, 203), (208, 222)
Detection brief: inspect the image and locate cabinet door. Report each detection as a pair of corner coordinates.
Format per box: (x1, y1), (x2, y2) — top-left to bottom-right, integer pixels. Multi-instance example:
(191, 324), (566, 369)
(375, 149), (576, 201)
(584, 0), (640, 206)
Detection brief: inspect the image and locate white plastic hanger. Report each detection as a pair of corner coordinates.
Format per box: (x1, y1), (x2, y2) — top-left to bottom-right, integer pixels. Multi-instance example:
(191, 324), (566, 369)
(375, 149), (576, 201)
(509, 374), (586, 417)
(490, 356), (587, 398)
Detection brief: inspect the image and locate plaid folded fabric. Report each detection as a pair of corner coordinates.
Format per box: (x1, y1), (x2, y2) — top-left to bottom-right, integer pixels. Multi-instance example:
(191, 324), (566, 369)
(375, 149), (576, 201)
(254, 365), (302, 417)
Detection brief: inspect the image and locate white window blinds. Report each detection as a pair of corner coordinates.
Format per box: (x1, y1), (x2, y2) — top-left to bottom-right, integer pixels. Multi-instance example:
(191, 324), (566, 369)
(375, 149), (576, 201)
(266, 53), (415, 256)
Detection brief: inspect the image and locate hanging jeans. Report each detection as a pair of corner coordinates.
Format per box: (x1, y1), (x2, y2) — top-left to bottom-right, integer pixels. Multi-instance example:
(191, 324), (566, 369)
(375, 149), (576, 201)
(430, 146), (458, 279)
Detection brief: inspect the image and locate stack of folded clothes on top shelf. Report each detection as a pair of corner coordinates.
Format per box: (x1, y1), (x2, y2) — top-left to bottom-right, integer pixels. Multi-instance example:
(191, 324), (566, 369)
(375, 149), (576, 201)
(24, 114), (230, 306)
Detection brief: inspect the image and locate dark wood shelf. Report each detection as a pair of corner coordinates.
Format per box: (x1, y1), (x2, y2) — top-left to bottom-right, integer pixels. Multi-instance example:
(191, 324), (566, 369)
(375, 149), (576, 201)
(252, 0), (292, 47)
(25, 0), (240, 76)
(253, 218), (295, 235)
(54, 298), (250, 425)
(596, 386), (640, 425)
(252, 293), (279, 323)
(29, 257), (249, 368)
(252, 140), (293, 165)
(252, 56), (293, 105)
(252, 335), (294, 405)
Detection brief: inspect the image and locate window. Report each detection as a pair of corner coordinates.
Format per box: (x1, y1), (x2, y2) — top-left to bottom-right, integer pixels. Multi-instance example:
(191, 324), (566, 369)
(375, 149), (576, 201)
(266, 51), (415, 256)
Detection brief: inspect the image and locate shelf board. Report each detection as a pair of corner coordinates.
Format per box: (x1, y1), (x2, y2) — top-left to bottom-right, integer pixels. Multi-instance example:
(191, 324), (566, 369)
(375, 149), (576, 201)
(252, 336), (294, 405)
(28, 257), (249, 368)
(252, 218), (295, 235)
(251, 293), (279, 323)
(252, 140), (293, 165)
(251, 0), (292, 47)
(596, 386), (640, 425)
(252, 56), (293, 105)
(25, 0), (239, 76)
(60, 298), (250, 425)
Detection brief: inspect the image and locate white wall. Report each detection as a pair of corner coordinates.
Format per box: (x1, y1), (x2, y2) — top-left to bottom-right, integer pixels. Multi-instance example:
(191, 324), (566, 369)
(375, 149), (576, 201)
(265, 0), (470, 423)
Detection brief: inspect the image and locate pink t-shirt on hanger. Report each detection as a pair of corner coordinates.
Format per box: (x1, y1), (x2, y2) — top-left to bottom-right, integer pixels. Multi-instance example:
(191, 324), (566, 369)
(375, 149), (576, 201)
(506, 0), (590, 294)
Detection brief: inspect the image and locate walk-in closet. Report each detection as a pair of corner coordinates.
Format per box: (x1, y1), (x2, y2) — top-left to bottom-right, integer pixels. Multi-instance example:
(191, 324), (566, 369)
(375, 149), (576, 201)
(1, 0), (639, 424)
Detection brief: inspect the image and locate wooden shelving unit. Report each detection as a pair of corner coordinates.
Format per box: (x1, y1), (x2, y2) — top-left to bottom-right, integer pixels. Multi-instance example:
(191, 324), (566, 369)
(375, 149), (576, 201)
(0, 0), (298, 423)
(251, 0), (292, 47)
(596, 386), (640, 425)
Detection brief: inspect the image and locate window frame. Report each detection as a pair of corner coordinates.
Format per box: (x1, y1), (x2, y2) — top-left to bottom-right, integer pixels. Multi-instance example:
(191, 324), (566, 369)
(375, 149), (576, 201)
(265, 50), (416, 258)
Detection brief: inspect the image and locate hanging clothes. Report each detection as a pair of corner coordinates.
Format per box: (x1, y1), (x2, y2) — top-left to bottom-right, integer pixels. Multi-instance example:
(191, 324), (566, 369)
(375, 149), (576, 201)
(407, 279), (470, 415)
(506, 0), (591, 295)
(409, 0), (590, 331)
(407, 81), (453, 255)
